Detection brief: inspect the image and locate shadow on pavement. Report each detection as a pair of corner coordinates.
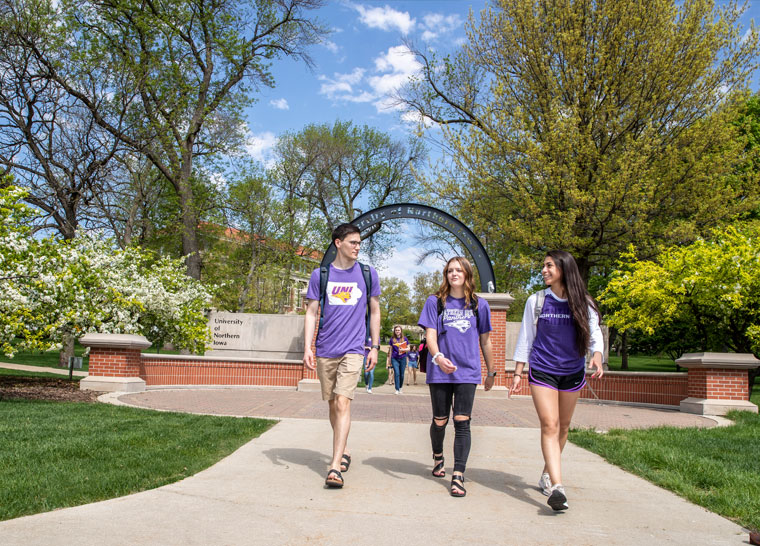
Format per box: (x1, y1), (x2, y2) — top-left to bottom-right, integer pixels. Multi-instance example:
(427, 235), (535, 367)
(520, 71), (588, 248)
(263, 448), (329, 477)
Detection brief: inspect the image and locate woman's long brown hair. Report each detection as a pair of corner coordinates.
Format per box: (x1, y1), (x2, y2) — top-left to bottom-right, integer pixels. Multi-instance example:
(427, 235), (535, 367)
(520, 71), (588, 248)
(435, 257), (477, 308)
(546, 250), (600, 356)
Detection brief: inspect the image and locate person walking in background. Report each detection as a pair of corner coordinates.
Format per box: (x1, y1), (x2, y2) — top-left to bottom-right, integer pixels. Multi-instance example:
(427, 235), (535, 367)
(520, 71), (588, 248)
(406, 344), (419, 385)
(388, 325), (409, 394)
(303, 223), (381, 489)
(419, 257), (494, 498)
(511, 250), (604, 511)
(362, 335), (374, 394)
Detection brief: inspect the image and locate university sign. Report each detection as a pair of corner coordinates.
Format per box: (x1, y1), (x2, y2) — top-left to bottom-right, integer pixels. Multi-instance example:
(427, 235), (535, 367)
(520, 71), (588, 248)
(320, 203), (496, 293)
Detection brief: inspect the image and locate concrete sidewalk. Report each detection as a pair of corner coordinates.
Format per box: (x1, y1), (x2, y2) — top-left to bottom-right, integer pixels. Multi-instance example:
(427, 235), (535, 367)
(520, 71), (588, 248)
(0, 418), (747, 545)
(0, 362), (88, 377)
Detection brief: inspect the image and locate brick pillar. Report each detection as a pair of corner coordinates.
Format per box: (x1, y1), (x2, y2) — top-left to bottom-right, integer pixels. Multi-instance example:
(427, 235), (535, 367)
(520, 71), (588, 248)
(79, 333), (151, 393)
(477, 293), (514, 389)
(676, 352), (759, 415)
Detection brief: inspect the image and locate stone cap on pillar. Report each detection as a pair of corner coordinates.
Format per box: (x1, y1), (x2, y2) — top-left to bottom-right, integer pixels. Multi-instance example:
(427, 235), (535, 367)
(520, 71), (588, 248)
(476, 292), (514, 311)
(675, 352), (760, 370)
(79, 333), (152, 350)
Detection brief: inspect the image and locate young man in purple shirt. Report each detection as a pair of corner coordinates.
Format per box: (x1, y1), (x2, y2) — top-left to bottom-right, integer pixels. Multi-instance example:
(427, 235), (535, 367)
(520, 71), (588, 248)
(303, 224), (381, 488)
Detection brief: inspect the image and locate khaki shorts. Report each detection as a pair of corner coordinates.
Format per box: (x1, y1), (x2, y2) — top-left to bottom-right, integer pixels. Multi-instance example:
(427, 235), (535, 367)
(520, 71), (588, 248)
(316, 353), (364, 401)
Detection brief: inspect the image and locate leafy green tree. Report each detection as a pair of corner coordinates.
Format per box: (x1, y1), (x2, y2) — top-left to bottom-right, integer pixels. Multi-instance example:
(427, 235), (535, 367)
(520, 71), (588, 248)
(2, 0), (326, 278)
(0, 183), (212, 359)
(379, 277), (416, 338)
(601, 224), (760, 363)
(411, 271), (440, 318)
(272, 120), (425, 256)
(401, 0), (760, 280)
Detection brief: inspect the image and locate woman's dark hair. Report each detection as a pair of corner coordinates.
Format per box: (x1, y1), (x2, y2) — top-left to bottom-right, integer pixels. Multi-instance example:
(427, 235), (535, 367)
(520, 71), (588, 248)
(435, 257), (477, 308)
(546, 250), (600, 357)
(332, 223), (360, 243)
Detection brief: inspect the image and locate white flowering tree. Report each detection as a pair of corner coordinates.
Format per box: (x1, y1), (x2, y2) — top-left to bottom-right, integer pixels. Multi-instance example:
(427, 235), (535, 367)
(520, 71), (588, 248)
(0, 182), (212, 358)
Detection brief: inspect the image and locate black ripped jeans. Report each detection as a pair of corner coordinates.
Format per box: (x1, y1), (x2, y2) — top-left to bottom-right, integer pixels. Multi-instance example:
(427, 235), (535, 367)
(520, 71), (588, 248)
(429, 383), (477, 473)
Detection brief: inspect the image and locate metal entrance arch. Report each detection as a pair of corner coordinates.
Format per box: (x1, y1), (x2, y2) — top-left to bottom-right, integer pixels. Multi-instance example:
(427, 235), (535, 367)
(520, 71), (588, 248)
(320, 203), (495, 293)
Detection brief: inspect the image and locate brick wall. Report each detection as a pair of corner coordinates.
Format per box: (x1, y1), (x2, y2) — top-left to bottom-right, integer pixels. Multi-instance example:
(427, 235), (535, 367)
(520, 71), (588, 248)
(89, 348), (142, 377)
(141, 356), (304, 387)
(687, 367), (749, 401)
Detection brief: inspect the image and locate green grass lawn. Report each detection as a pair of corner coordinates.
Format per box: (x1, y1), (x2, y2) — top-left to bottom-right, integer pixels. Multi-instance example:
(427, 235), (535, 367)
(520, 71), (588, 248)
(0, 367), (80, 380)
(569, 410), (760, 533)
(0, 400), (274, 521)
(607, 354), (681, 372)
(0, 342), (90, 371)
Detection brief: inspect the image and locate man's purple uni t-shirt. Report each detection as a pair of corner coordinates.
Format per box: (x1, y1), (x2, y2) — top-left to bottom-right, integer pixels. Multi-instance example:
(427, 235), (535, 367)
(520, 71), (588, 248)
(529, 294), (585, 374)
(306, 263), (381, 358)
(418, 295), (491, 384)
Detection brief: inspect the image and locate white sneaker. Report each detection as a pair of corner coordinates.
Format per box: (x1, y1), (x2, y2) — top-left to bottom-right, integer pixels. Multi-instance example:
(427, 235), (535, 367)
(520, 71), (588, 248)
(366, 386), (372, 394)
(538, 472), (552, 496)
(395, 390), (400, 395)
(548, 484), (568, 511)
(399, 388), (403, 394)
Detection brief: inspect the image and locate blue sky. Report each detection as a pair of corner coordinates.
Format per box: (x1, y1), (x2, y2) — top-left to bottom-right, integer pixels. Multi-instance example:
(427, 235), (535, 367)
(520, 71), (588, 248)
(242, 0), (759, 287)
(244, 1), (486, 285)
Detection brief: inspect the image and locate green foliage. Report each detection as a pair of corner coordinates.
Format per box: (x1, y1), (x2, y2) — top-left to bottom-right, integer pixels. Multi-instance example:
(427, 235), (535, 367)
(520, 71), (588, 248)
(403, 0), (760, 280)
(379, 277), (416, 337)
(601, 223), (760, 357)
(0, 400), (274, 521)
(0, 184), (213, 356)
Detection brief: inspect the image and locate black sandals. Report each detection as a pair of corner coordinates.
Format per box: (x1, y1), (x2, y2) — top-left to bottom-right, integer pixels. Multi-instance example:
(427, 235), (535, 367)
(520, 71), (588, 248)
(432, 454), (445, 478)
(325, 469), (344, 488)
(450, 474), (466, 497)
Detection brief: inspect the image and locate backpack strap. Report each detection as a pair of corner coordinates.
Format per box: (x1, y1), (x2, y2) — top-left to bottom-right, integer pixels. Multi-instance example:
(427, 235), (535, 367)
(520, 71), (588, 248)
(318, 265), (329, 331)
(359, 262), (372, 339)
(533, 289), (546, 326)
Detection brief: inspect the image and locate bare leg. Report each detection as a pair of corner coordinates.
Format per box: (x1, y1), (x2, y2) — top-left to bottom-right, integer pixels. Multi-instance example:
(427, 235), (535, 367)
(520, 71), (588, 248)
(531, 384), (562, 485)
(328, 395), (352, 471)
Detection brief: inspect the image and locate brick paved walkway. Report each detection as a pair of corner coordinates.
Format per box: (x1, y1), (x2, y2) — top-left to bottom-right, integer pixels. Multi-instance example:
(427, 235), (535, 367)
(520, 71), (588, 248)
(119, 385), (716, 431)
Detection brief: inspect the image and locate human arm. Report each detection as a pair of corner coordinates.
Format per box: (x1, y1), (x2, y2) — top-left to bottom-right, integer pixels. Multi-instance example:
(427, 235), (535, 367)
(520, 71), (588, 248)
(509, 361), (525, 397)
(303, 298), (320, 371)
(365, 295), (381, 372)
(588, 306), (604, 378)
(480, 331), (495, 391)
(425, 327), (457, 374)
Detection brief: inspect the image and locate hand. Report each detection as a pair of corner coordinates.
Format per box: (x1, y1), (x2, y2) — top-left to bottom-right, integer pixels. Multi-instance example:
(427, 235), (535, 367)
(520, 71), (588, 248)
(436, 355), (457, 374)
(365, 348), (378, 372)
(590, 353), (604, 378)
(303, 348), (315, 371)
(484, 374), (495, 391)
(508, 374), (522, 398)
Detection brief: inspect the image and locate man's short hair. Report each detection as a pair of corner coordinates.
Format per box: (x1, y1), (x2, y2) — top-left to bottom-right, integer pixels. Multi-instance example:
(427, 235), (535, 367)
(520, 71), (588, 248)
(332, 223), (361, 244)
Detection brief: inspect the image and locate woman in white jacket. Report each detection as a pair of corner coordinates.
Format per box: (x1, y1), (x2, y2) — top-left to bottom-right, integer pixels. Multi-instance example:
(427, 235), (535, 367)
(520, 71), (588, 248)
(511, 250), (604, 512)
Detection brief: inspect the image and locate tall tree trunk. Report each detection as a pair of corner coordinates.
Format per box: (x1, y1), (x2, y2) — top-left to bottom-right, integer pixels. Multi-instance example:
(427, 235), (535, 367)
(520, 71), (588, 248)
(177, 169), (201, 280)
(621, 330), (629, 370)
(58, 334), (75, 368)
(238, 243), (259, 312)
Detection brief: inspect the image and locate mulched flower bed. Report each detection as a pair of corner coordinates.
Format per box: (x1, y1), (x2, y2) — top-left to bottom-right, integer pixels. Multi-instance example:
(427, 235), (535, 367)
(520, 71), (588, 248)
(0, 375), (103, 402)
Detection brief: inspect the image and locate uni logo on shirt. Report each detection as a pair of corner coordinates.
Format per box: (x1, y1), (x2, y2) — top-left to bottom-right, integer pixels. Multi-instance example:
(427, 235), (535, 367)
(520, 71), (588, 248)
(327, 282), (362, 306)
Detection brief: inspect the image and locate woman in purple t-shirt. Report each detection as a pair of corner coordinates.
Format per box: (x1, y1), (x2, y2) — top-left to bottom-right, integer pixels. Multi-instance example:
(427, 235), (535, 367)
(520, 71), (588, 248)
(418, 257), (495, 498)
(511, 250), (604, 512)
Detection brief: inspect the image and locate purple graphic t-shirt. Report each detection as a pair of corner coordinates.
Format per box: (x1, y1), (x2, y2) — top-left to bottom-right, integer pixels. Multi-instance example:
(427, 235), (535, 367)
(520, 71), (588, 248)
(306, 263), (381, 358)
(418, 295), (492, 384)
(390, 336), (409, 359)
(529, 295), (585, 374)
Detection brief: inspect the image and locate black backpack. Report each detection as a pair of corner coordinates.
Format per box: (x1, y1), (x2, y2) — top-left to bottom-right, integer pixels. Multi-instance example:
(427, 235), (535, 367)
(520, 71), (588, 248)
(318, 262), (372, 339)
(418, 295), (479, 373)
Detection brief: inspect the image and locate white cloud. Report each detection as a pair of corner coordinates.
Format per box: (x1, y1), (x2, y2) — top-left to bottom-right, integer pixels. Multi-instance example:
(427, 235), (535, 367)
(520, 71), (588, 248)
(317, 46), (422, 114)
(368, 45), (422, 111)
(269, 98), (289, 110)
(318, 68), (373, 102)
(420, 12), (463, 42)
(354, 4), (415, 34)
(374, 244), (445, 287)
(245, 131), (278, 167)
(323, 40), (340, 53)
